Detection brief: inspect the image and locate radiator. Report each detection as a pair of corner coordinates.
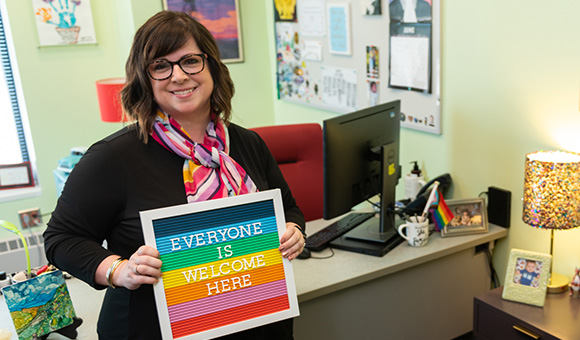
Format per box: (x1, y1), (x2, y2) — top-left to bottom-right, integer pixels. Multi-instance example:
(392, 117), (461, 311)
(0, 231), (47, 275)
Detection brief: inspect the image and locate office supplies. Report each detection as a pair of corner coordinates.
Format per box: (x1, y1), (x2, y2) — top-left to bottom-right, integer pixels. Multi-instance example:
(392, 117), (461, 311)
(398, 218), (429, 247)
(305, 212), (375, 251)
(419, 181), (439, 222)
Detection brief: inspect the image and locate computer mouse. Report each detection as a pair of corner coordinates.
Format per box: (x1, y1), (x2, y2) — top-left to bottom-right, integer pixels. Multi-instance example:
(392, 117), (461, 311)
(297, 248), (311, 260)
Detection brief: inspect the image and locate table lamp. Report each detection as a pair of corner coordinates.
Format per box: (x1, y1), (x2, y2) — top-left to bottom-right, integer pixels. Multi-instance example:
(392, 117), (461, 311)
(95, 78), (127, 123)
(523, 150), (580, 293)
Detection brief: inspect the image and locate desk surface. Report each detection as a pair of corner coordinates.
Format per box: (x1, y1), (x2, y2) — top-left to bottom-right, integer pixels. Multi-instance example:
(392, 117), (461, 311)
(294, 218), (508, 302)
(1, 216), (507, 339)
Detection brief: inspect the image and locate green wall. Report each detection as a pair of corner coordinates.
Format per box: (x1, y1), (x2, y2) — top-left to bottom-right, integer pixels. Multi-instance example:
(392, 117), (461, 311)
(2, 0), (580, 285)
(0, 0), (274, 225)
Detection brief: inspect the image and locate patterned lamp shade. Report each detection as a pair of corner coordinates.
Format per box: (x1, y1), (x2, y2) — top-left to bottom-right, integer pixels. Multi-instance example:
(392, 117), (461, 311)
(523, 150), (580, 230)
(95, 78), (126, 122)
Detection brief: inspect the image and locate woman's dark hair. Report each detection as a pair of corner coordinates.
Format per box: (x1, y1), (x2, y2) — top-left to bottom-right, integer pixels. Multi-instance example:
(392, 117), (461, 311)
(121, 11), (234, 142)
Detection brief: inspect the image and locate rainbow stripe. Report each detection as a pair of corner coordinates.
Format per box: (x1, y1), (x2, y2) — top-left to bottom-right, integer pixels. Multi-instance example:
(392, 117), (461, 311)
(431, 191), (454, 231)
(151, 200), (291, 339)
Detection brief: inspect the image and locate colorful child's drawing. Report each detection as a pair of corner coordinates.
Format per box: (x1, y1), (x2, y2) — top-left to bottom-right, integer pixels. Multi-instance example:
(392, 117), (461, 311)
(33, 0), (97, 46)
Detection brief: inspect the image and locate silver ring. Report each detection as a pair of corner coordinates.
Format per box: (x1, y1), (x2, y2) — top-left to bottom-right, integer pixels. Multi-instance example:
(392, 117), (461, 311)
(133, 264), (140, 275)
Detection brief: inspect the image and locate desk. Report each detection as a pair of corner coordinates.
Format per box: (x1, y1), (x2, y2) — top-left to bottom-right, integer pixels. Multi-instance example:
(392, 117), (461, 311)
(293, 218), (507, 340)
(474, 287), (580, 340)
(0, 218), (507, 340)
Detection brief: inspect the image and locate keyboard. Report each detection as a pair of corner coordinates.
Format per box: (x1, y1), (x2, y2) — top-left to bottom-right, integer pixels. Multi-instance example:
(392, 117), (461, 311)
(305, 212), (375, 251)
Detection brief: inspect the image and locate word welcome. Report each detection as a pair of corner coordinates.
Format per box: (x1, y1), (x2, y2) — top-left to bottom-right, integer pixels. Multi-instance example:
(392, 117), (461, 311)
(182, 254), (266, 284)
(170, 222), (263, 251)
(182, 254), (266, 296)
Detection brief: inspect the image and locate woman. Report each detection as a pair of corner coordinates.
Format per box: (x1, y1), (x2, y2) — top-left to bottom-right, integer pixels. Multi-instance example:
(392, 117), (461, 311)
(44, 11), (306, 340)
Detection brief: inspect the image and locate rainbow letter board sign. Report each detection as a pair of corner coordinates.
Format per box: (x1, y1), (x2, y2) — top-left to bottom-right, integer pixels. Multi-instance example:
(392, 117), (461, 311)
(140, 189), (299, 339)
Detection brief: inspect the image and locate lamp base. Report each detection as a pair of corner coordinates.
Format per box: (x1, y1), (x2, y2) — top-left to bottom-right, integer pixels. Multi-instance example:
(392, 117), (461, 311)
(548, 272), (569, 294)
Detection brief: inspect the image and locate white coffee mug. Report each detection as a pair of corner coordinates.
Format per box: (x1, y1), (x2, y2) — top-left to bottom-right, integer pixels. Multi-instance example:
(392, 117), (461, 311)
(398, 219), (429, 247)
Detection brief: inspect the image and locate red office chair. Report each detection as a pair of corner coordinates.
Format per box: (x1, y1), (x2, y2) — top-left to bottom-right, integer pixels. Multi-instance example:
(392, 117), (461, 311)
(251, 124), (323, 222)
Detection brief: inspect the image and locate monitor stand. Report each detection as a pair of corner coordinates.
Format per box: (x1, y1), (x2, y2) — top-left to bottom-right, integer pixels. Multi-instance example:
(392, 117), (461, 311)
(342, 140), (400, 244)
(344, 214), (398, 243)
(329, 215), (404, 257)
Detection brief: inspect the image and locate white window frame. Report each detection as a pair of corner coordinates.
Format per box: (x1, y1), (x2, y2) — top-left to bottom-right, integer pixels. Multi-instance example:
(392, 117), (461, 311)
(0, 0), (40, 202)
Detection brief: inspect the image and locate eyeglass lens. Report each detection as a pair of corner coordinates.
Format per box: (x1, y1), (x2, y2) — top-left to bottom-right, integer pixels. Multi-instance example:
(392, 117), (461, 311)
(148, 54), (205, 80)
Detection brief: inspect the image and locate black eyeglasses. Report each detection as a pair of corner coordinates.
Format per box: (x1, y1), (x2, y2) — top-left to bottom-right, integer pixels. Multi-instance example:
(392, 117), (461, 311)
(147, 53), (208, 81)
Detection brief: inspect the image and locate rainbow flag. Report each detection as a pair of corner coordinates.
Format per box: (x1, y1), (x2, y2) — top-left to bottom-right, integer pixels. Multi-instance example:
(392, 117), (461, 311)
(430, 190), (454, 231)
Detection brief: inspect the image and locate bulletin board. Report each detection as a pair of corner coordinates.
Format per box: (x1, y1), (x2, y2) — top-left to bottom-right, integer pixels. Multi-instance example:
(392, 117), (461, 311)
(274, 0), (441, 134)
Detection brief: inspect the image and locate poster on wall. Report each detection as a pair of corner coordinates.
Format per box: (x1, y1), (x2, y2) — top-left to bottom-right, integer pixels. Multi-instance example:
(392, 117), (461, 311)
(140, 189), (299, 340)
(164, 0), (243, 63)
(274, 0), (297, 22)
(327, 3), (351, 55)
(33, 0), (97, 46)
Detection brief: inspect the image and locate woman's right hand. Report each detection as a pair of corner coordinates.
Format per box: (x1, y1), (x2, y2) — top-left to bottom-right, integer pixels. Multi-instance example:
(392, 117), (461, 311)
(113, 245), (163, 290)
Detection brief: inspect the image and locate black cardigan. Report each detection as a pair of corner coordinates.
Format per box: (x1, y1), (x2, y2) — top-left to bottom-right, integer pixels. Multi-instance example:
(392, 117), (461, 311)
(44, 123), (303, 339)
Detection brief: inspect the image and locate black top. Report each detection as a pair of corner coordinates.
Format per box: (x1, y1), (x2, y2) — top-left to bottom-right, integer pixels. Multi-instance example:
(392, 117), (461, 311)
(44, 123), (304, 339)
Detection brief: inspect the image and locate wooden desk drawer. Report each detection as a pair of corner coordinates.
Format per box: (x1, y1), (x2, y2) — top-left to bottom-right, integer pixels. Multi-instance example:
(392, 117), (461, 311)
(473, 298), (558, 340)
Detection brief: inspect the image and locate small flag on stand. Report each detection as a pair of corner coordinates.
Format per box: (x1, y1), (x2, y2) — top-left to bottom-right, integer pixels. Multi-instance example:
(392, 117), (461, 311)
(430, 190), (454, 231)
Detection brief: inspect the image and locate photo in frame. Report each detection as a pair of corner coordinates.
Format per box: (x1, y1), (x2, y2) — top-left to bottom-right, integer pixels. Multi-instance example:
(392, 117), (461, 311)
(440, 197), (489, 238)
(502, 248), (551, 307)
(163, 0), (243, 63)
(140, 189), (299, 340)
(0, 162), (34, 190)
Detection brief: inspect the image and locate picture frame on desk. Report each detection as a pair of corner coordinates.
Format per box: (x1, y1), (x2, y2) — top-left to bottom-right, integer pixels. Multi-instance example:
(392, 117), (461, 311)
(440, 197), (488, 237)
(502, 248), (551, 307)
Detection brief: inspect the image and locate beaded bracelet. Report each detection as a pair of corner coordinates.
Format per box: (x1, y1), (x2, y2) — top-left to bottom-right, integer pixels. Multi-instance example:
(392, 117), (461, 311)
(105, 258), (125, 289)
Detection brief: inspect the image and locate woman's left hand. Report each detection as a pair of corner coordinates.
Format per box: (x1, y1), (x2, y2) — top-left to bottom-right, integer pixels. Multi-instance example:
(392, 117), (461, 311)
(279, 223), (306, 261)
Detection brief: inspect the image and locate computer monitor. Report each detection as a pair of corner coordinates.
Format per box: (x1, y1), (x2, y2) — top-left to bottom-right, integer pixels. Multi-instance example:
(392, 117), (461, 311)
(323, 100), (402, 251)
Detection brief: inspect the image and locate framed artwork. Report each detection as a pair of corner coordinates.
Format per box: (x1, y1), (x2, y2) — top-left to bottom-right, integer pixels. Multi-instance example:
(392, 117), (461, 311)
(163, 0), (244, 63)
(32, 0), (97, 46)
(502, 248), (551, 307)
(441, 197), (489, 237)
(327, 3), (351, 55)
(140, 189), (299, 339)
(0, 162), (34, 190)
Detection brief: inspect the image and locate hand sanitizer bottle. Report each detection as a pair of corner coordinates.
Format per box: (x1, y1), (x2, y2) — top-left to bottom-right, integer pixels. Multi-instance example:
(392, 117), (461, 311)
(405, 161), (425, 200)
